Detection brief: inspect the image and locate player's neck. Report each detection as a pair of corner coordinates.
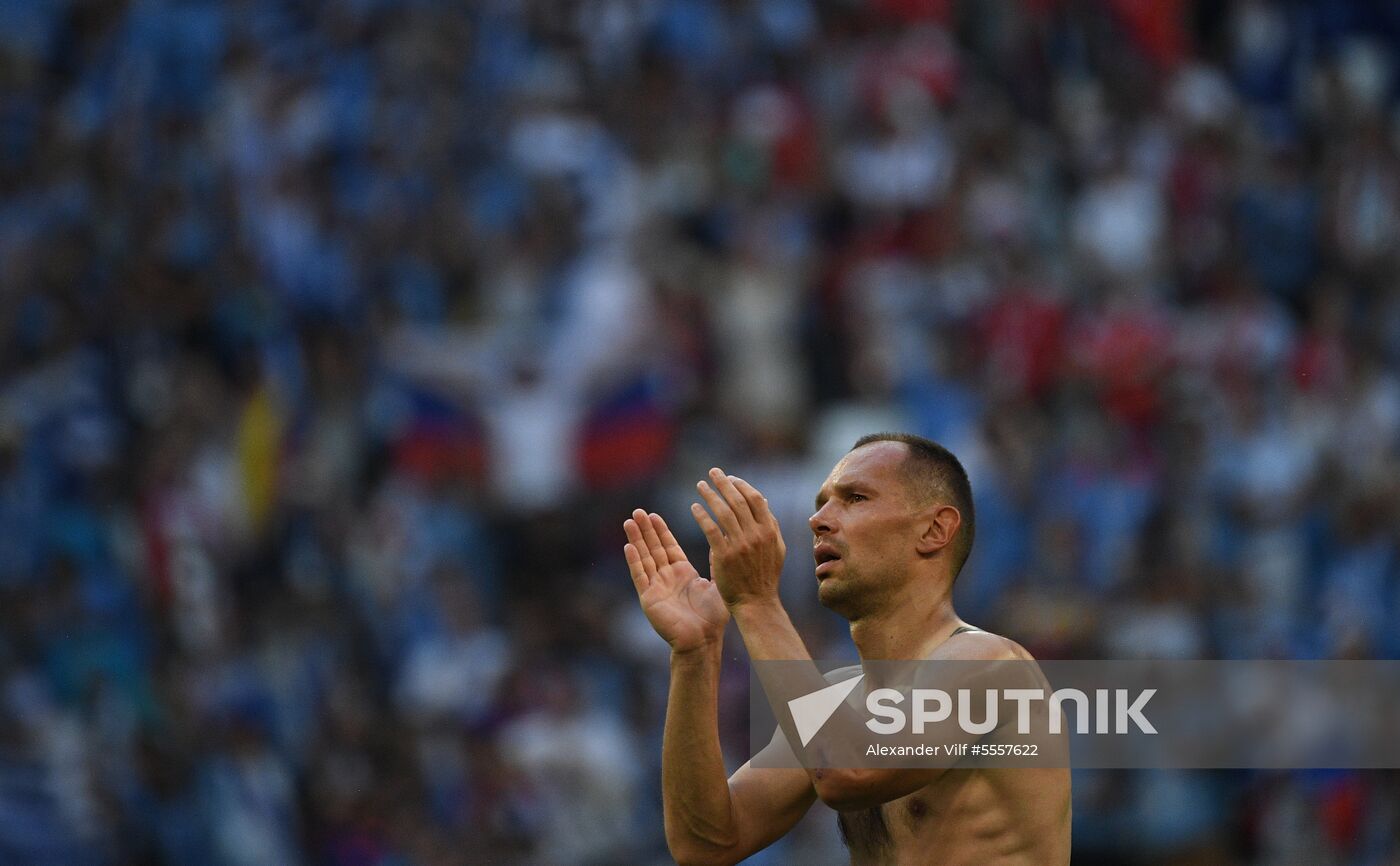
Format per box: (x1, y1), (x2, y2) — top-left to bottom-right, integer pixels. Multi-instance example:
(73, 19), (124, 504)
(848, 578), (959, 660)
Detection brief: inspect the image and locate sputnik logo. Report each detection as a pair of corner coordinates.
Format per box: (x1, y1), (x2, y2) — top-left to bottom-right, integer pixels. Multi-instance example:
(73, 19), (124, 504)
(788, 674), (865, 746)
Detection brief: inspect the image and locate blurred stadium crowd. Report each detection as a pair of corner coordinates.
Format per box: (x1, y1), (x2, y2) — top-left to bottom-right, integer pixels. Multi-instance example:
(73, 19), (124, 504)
(3, 0), (1400, 863)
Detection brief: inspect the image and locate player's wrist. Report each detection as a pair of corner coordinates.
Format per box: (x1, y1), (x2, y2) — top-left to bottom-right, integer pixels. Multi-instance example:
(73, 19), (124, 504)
(727, 593), (786, 618)
(670, 638), (724, 664)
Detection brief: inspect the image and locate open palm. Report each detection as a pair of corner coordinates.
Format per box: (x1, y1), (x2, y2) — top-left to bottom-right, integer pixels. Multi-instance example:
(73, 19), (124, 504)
(624, 510), (730, 653)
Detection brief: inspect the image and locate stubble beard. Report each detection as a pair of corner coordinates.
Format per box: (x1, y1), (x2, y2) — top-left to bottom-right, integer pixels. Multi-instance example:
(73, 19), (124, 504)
(817, 562), (872, 621)
(818, 556), (911, 624)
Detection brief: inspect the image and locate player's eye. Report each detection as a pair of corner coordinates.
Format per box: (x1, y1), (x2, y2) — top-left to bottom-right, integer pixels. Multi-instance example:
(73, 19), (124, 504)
(847, 493), (866, 503)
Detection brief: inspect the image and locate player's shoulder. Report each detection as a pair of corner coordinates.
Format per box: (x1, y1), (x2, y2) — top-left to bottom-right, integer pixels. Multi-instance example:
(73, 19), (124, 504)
(933, 628), (1035, 662)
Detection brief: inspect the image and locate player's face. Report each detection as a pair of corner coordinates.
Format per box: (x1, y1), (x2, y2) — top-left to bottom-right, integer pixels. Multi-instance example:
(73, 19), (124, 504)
(809, 442), (921, 618)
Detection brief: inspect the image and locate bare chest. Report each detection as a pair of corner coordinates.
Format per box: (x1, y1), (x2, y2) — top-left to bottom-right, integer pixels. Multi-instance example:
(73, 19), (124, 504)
(835, 769), (1063, 866)
(837, 788), (947, 866)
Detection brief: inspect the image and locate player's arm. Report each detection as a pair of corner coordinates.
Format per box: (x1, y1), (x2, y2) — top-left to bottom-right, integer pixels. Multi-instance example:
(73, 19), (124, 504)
(624, 511), (815, 866)
(664, 642), (817, 865)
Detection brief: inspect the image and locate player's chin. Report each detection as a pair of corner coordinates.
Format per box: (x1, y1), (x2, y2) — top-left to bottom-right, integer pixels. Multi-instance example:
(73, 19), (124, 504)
(815, 575), (855, 614)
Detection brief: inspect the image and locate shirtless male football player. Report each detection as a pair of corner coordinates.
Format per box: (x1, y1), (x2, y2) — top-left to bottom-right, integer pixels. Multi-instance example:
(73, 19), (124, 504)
(622, 433), (1070, 865)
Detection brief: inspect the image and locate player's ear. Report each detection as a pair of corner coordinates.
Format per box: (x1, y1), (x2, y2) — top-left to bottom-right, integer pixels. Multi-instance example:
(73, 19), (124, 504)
(915, 504), (961, 557)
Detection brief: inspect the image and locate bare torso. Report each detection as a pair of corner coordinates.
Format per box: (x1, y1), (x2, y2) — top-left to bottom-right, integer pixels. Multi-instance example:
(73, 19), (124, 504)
(837, 627), (1072, 866)
(838, 766), (1071, 866)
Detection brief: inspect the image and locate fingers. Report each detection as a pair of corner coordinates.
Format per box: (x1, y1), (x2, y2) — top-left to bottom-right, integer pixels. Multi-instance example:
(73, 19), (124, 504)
(633, 507), (671, 568)
(690, 501), (725, 548)
(729, 475), (773, 526)
(622, 542), (649, 595)
(649, 513), (688, 567)
(697, 470), (748, 539)
(623, 516), (659, 583)
(709, 467), (757, 526)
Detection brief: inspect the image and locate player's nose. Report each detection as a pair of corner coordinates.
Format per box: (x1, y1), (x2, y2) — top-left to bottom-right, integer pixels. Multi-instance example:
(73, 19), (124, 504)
(809, 503), (835, 536)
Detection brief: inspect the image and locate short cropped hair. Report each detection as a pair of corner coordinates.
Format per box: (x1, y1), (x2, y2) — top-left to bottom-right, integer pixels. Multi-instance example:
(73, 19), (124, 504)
(851, 432), (976, 578)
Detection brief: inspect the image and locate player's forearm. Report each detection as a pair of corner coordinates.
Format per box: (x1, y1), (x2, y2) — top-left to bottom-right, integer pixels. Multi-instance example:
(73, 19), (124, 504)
(729, 599), (938, 806)
(730, 597), (812, 661)
(731, 600), (847, 771)
(662, 643), (740, 863)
